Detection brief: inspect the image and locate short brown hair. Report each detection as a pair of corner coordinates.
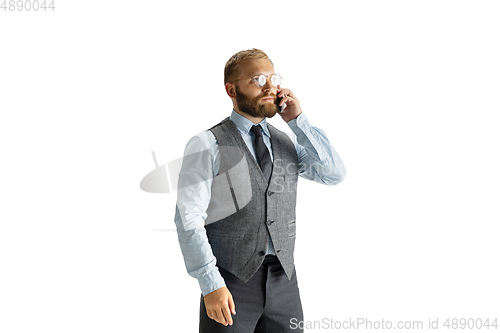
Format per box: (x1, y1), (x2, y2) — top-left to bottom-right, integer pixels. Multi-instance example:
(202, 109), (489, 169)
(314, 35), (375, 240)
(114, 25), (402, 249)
(224, 48), (274, 85)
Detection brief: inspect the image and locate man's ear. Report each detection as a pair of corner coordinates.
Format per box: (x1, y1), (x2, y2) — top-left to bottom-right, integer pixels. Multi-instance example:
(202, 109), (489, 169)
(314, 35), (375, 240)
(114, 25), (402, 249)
(225, 82), (237, 98)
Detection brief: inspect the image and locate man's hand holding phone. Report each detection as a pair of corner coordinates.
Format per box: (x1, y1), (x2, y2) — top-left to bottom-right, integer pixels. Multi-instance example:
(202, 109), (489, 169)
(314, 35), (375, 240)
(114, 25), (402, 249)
(276, 85), (303, 122)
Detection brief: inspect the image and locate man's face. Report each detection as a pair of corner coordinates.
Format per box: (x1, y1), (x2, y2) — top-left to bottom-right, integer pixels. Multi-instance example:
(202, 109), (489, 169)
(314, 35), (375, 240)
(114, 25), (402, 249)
(233, 59), (279, 119)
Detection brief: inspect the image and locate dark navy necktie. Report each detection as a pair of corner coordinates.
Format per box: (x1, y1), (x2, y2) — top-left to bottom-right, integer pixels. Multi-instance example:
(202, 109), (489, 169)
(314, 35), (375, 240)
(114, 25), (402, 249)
(250, 125), (272, 182)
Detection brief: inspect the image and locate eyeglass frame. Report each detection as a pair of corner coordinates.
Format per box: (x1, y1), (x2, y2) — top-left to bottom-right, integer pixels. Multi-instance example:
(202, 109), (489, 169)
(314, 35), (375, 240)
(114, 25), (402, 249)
(231, 74), (282, 88)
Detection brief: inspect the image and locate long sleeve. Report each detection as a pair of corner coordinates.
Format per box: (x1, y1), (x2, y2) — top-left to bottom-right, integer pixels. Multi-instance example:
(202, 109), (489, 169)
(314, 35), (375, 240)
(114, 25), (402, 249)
(286, 113), (346, 185)
(173, 131), (226, 297)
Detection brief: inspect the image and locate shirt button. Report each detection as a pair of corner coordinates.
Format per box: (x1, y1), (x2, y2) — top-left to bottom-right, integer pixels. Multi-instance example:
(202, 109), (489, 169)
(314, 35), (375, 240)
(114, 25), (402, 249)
(258, 251), (266, 256)
(267, 220), (274, 226)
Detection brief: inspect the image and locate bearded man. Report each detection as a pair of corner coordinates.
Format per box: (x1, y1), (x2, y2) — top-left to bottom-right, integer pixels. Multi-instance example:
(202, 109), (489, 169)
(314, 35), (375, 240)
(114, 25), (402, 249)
(174, 48), (346, 332)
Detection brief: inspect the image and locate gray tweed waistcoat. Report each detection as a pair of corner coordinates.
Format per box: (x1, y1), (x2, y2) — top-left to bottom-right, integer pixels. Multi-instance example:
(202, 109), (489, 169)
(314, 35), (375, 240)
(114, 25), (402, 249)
(205, 117), (299, 283)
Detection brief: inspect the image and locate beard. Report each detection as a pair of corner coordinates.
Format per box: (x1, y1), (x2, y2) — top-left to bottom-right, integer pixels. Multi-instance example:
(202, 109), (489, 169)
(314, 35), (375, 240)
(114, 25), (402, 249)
(235, 86), (278, 119)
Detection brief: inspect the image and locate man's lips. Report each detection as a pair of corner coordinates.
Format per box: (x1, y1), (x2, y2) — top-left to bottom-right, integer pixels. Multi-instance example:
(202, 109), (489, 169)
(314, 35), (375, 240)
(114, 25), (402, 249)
(261, 96), (275, 102)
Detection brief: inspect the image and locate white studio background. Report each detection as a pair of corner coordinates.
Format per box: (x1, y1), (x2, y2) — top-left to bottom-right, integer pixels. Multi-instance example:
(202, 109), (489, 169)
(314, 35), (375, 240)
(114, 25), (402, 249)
(1, 1), (499, 332)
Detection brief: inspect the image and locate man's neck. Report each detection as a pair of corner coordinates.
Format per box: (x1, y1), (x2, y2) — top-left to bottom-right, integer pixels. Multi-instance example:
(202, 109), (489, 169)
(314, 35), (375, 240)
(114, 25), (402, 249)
(233, 107), (264, 125)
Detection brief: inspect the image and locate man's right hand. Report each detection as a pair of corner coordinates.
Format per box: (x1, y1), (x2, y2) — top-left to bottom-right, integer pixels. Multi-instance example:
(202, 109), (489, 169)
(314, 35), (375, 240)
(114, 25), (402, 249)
(203, 286), (236, 326)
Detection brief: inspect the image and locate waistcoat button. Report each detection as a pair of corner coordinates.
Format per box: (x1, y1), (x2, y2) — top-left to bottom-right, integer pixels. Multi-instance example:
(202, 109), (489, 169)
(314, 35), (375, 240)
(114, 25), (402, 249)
(267, 220), (274, 226)
(258, 251), (266, 256)
(268, 191), (274, 196)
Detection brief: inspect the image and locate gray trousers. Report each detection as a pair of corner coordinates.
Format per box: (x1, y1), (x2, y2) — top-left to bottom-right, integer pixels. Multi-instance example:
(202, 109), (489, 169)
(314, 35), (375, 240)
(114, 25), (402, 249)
(199, 255), (304, 333)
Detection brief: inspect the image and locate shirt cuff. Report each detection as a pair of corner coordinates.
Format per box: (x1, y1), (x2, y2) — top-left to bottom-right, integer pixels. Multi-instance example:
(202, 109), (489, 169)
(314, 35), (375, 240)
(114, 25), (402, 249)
(198, 266), (226, 297)
(287, 112), (311, 135)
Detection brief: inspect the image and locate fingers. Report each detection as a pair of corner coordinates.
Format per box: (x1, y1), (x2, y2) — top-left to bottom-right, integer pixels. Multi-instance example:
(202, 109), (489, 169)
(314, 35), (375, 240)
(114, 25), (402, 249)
(222, 305), (233, 326)
(207, 308), (229, 326)
(277, 88), (296, 107)
(229, 294), (236, 315)
(216, 308), (229, 326)
(277, 87), (294, 99)
(279, 95), (294, 108)
(276, 86), (302, 121)
(205, 302), (237, 326)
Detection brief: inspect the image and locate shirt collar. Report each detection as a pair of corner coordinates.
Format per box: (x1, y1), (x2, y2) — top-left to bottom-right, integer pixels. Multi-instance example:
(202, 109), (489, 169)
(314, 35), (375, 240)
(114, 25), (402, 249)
(230, 109), (271, 138)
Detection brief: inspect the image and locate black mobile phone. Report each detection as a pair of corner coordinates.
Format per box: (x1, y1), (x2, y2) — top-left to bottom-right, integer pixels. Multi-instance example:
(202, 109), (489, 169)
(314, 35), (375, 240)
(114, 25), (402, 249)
(276, 95), (286, 113)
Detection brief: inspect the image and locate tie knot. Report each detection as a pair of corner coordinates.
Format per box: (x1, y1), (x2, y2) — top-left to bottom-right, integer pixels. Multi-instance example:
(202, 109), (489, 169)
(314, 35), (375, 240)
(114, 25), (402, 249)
(250, 125), (263, 138)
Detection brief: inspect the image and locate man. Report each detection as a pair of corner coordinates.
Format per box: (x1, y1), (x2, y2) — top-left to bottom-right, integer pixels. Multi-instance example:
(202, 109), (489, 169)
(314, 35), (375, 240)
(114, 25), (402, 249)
(174, 48), (346, 332)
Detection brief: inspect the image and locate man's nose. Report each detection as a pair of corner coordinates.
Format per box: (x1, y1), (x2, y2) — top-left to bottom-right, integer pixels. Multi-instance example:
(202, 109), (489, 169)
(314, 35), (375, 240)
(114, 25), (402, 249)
(262, 77), (274, 91)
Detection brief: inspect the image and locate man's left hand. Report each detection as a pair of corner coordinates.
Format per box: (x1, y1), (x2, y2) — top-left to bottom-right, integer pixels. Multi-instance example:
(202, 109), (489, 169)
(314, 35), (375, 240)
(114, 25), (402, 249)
(277, 85), (303, 122)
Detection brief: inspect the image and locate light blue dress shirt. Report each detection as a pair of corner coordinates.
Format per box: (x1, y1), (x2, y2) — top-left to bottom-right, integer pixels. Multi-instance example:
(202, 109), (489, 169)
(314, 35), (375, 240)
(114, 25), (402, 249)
(174, 110), (346, 296)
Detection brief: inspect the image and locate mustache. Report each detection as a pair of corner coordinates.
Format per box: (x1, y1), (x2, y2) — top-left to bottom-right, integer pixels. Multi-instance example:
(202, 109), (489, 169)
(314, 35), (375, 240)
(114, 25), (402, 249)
(260, 93), (277, 99)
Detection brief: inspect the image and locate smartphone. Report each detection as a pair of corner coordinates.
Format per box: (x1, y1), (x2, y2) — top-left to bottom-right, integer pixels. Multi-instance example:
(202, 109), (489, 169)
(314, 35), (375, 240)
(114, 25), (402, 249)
(277, 95), (286, 113)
